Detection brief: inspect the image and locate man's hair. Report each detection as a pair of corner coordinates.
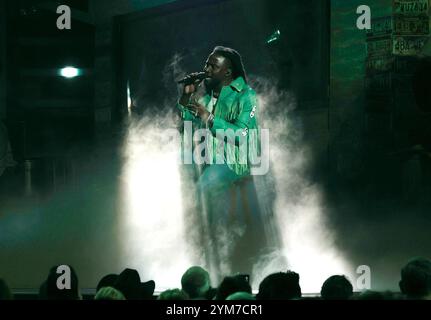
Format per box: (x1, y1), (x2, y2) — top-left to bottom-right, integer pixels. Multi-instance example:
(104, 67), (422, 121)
(355, 290), (397, 300)
(256, 271), (302, 300)
(96, 274), (119, 292)
(215, 275), (252, 300)
(399, 257), (431, 299)
(320, 275), (353, 300)
(212, 46), (247, 83)
(45, 265), (80, 300)
(94, 286), (125, 300)
(226, 291), (255, 300)
(181, 266), (211, 299)
(0, 278), (13, 300)
(158, 288), (189, 300)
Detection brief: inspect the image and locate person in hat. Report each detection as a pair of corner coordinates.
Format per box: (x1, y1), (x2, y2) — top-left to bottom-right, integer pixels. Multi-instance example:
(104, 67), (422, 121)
(113, 268), (155, 300)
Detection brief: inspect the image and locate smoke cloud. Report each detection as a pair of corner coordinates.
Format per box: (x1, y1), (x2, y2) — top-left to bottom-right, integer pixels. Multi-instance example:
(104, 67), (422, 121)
(119, 54), (353, 293)
(250, 76), (353, 293)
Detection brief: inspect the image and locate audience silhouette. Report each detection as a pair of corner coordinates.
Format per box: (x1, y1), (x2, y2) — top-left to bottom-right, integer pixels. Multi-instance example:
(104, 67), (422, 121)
(320, 275), (353, 300)
(1, 257), (431, 300)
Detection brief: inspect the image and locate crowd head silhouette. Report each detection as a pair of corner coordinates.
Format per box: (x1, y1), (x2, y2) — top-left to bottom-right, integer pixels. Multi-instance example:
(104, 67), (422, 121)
(1, 257), (431, 300)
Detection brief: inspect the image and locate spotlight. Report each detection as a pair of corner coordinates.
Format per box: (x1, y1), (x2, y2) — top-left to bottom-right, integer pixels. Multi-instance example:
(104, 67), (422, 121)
(266, 30), (281, 44)
(59, 66), (81, 78)
(127, 81), (132, 116)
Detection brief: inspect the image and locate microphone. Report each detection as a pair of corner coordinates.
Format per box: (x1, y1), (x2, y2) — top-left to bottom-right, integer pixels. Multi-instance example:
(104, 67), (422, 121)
(177, 72), (206, 84)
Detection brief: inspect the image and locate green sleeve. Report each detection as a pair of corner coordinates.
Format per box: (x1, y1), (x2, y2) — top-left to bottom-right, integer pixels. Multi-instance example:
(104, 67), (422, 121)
(177, 103), (196, 121)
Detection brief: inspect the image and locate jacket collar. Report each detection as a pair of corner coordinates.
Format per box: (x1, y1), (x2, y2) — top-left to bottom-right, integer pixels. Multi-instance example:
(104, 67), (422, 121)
(205, 77), (246, 104)
(229, 76), (246, 92)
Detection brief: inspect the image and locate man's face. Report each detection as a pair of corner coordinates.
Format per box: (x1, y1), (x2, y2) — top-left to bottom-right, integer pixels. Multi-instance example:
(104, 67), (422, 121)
(203, 53), (231, 88)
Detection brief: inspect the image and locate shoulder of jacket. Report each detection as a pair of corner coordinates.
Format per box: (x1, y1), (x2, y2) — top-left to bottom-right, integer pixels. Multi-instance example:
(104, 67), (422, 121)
(238, 86), (256, 102)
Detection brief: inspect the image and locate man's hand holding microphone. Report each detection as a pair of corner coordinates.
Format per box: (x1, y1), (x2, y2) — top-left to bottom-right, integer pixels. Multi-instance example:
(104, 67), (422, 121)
(178, 72), (211, 124)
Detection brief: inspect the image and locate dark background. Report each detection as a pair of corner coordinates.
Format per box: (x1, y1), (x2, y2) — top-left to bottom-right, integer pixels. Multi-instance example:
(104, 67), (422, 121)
(116, 0), (329, 115)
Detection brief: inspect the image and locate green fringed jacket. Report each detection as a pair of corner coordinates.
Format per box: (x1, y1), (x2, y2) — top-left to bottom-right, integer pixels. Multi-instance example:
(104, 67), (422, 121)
(177, 76), (260, 177)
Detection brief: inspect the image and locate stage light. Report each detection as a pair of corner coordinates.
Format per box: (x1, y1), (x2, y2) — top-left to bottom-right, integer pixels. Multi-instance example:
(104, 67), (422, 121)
(266, 30), (281, 44)
(127, 81), (132, 116)
(120, 118), (192, 290)
(59, 66), (80, 78)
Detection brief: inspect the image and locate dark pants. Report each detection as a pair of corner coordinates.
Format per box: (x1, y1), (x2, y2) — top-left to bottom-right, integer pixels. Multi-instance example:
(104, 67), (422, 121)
(196, 164), (268, 280)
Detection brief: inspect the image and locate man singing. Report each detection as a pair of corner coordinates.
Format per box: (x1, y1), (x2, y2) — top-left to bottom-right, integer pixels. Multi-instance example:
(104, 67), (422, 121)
(177, 46), (263, 277)
(178, 46), (260, 184)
